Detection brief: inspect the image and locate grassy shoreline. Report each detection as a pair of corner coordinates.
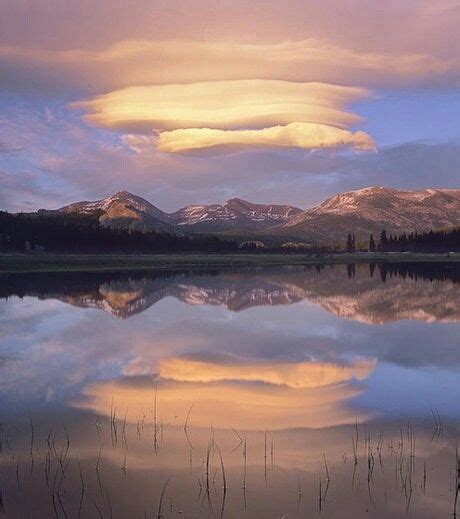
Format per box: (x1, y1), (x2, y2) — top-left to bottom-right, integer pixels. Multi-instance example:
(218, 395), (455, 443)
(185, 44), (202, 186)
(1, 251), (459, 273)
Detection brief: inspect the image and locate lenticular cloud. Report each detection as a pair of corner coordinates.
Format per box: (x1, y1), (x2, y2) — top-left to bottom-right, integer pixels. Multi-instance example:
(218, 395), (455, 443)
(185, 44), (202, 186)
(74, 79), (375, 154)
(157, 123), (376, 153)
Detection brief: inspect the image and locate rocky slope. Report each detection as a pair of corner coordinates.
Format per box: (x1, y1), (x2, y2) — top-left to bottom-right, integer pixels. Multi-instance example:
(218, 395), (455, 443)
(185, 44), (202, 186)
(277, 186), (460, 243)
(53, 191), (177, 233)
(38, 186), (460, 243)
(171, 198), (302, 232)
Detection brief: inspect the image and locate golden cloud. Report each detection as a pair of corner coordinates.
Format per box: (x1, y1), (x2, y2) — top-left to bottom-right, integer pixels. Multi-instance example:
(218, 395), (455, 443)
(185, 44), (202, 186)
(74, 80), (369, 132)
(157, 123), (376, 153)
(72, 79), (375, 153)
(75, 378), (373, 430)
(73, 355), (377, 429)
(1, 39), (456, 89)
(158, 356), (376, 388)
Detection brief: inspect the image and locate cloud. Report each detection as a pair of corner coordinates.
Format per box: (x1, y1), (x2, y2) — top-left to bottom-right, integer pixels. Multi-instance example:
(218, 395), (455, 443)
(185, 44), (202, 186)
(1, 38), (457, 94)
(75, 376), (372, 430)
(121, 134), (156, 153)
(1, 0), (459, 198)
(0, 169), (61, 211)
(73, 80), (373, 153)
(0, 138), (22, 154)
(158, 123), (376, 153)
(75, 80), (369, 132)
(3, 102), (459, 212)
(0, 95), (457, 212)
(158, 356), (376, 388)
(1, 0), (460, 94)
(1, 0), (458, 51)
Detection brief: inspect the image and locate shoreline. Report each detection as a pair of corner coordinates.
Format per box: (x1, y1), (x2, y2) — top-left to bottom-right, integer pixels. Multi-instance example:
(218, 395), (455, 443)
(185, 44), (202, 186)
(1, 252), (459, 273)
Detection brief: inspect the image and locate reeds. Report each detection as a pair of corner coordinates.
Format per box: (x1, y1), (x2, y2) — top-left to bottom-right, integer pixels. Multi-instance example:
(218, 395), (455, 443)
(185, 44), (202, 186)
(2, 407), (459, 518)
(110, 398), (118, 448)
(454, 443), (459, 518)
(217, 445), (227, 519)
(431, 409), (443, 441)
(184, 403), (195, 451)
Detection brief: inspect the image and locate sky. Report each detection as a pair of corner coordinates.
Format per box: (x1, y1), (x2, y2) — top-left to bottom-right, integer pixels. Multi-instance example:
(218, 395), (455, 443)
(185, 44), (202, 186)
(1, 0), (460, 212)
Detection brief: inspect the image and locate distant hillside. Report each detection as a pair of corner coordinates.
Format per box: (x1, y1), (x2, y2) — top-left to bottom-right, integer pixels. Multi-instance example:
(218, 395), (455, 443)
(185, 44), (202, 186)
(171, 198), (302, 232)
(275, 187), (460, 243)
(8, 185), (460, 246)
(50, 191), (177, 234)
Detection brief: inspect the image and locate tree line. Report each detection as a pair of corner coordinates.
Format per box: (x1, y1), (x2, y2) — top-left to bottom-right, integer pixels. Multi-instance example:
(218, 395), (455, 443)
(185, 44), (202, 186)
(0, 212), (238, 253)
(1, 210), (459, 254)
(346, 227), (460, 253)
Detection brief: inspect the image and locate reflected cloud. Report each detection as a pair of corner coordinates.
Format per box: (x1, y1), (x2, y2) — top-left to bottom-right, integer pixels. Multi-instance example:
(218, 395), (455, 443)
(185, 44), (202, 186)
(75, 372), (374, 430)
(157, 356), (376, 389)
(73, 348), (376, 430)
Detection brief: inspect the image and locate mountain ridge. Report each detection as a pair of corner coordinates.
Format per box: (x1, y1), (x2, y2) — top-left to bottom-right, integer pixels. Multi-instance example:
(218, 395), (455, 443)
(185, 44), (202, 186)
(277, 186), (460, 243)
(171, 197), (303, 231)
(49, 190), (177, 234)
(36, 186), (460, 244)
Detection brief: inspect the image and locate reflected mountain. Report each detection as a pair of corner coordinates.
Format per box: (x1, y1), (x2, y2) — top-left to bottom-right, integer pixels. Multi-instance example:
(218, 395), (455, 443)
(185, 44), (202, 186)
(1, 262), (460, 322)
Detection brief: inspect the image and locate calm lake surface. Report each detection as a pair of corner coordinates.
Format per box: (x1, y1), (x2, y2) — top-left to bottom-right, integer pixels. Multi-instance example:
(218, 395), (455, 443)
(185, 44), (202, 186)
(0, 262), (459, 518)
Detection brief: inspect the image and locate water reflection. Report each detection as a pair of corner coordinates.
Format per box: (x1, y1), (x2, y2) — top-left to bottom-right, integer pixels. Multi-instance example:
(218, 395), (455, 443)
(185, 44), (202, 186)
(0, 263), (459, 517)
(157, 355), (375, 388)
(1, 409), (458, 518)
(74, 356), (376, 430)
(1, 262), (460, 322)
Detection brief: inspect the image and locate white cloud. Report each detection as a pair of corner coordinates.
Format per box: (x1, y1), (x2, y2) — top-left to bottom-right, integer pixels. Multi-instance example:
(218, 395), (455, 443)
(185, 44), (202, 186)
(121, 134), (157, 153)
(74, 80), (369, 132)
(157, 123), (376, 153)
(74, 80), (374, 153)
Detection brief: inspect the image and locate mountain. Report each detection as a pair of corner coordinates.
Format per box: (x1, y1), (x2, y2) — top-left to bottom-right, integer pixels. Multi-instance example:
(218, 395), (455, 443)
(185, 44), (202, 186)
(175, 186), (460, 243)
(53, 191), (177, 234)
(274, 186), (460, 243)
(171, 198), (302, 232)
(45, 192), (301, 235)
(36, 186), (460, 243)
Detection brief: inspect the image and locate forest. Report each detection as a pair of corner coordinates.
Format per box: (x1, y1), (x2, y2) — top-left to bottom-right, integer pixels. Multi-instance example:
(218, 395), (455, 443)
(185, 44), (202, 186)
(0, 212), (238, 253)
(348, 228), (460, 253)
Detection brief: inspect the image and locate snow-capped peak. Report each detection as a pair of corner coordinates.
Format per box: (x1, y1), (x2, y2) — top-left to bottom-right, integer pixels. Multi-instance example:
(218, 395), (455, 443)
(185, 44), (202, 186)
(171, 198), (302, 228)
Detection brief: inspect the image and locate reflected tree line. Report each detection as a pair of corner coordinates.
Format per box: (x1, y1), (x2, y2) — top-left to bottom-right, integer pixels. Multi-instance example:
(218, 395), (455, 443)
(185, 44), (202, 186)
(1, 262), (459, 303)
(344, 261), (460, 283)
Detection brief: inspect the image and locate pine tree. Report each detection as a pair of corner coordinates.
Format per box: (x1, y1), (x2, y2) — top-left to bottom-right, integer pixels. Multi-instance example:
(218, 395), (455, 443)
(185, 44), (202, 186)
(369, 234), (376, 252)
(346, 233), (354, 252)
(378, 229), (388, 251)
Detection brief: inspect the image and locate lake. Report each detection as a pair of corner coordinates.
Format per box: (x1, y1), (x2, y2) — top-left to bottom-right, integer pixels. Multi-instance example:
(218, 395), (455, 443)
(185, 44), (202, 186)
(0, 262), (459, 518)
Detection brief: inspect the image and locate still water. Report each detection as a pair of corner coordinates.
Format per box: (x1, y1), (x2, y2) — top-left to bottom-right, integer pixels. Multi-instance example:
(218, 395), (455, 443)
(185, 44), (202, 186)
(0, 263), (459, 518)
